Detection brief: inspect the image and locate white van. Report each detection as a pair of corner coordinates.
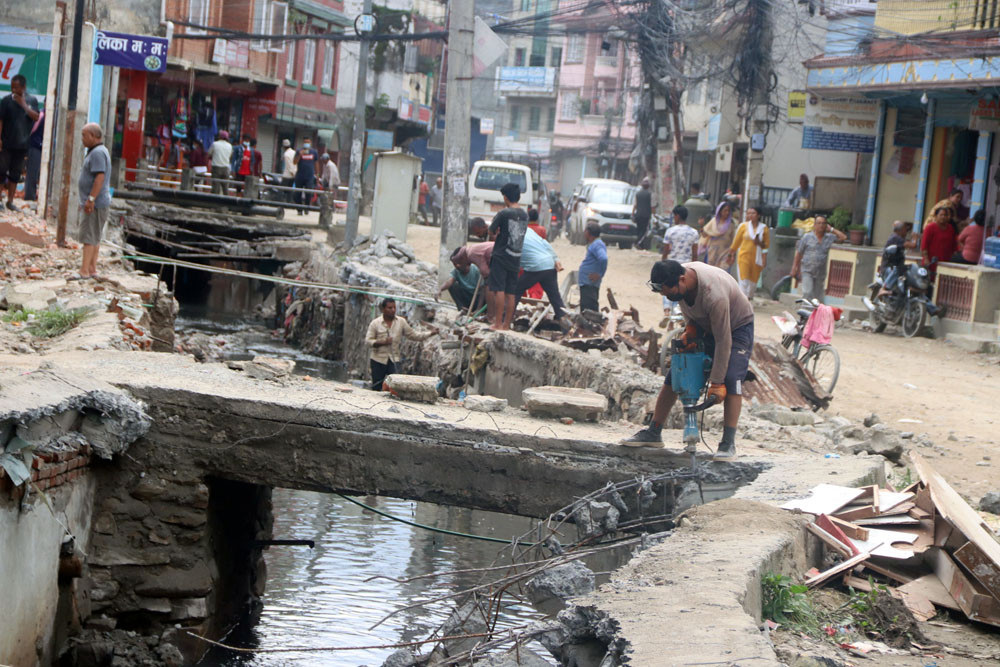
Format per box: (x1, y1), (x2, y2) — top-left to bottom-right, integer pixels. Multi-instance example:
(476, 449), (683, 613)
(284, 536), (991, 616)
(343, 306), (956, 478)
(468, 160), (535, 223)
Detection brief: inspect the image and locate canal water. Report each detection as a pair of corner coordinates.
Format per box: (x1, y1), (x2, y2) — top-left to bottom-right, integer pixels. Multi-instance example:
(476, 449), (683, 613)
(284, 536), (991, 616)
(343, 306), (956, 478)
(204, 491), (558, 666)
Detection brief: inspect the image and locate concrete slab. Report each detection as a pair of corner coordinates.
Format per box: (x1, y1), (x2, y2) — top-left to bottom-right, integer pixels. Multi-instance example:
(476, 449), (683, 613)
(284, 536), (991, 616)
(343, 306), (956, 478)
(385, 374), (439, 403)
(522, 386), (609, 422)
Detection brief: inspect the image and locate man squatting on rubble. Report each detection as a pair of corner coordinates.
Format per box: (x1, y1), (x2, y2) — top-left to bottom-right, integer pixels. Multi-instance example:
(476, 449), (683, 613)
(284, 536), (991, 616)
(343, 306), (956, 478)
(623, 260), (754, 459)
(365, 298), (437, 391)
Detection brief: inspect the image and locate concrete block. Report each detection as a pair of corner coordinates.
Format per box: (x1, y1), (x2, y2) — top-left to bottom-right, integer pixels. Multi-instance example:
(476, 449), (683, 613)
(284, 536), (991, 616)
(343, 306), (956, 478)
(463, 395), (507, 412)
(752, 405), (818, 426)
(384, 374), (439, 403)
(273, 242), (313, 262)
(4, 285), (58, 311)
(522, 386), (608, 422)
(134, 561), (212, 597)
(245, 356), (295, 381)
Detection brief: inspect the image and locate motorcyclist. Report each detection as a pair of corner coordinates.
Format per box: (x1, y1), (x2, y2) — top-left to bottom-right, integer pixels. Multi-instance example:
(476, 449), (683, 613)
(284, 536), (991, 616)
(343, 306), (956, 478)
(549, 192), (565, 237)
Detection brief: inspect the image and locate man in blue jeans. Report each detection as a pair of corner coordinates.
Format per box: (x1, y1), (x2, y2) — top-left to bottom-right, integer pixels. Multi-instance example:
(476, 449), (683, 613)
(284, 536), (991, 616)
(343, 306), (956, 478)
(622, 259), (754, 459)
(578, 222), (607, 312)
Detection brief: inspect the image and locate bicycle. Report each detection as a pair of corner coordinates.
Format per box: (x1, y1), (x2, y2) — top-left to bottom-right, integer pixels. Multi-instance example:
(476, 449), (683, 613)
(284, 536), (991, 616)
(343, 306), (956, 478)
(771, 298), (841, 396)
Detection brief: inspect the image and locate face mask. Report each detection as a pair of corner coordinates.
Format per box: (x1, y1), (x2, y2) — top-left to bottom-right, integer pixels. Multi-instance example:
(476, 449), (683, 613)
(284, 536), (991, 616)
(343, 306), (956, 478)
(303, 143), (311, 149)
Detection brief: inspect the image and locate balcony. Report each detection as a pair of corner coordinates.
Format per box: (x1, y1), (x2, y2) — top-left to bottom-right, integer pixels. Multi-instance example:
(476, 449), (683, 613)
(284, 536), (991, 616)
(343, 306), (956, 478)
(875, 0), (999, 35)
(497, 67), (558, 96)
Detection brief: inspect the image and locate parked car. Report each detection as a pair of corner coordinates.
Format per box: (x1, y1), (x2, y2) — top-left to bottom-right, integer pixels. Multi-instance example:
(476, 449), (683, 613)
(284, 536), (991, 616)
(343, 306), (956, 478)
(566, 179), (637, 249)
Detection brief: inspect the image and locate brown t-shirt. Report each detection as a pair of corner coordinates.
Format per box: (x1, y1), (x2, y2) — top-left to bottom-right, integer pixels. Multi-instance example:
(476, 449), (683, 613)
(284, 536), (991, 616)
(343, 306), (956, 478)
(678, 262), (754, 384)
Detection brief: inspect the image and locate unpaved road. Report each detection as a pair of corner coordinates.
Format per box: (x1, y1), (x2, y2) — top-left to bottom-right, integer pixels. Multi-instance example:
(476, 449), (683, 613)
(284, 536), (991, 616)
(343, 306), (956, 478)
(395, 223), (999, 504)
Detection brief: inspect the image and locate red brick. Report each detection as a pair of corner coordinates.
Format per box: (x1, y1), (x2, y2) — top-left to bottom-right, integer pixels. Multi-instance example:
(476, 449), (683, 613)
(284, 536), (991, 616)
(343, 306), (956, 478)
(31, 456), (42, 469)
(30, 469), (39, 482)
(55, 462), (69, 476)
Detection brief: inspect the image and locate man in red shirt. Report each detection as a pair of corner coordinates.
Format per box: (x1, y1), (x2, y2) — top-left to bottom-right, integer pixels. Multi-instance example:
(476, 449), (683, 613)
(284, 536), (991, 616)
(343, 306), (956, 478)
(954, 209), (985, 264)
(921, 204), (957, 278)
(524, 208), (546, 299)
(418, 176), (430, 224)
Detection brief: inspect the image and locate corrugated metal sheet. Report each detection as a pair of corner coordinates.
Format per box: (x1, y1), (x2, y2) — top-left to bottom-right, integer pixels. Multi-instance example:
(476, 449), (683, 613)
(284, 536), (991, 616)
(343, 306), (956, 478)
(745, 341), (829, 411)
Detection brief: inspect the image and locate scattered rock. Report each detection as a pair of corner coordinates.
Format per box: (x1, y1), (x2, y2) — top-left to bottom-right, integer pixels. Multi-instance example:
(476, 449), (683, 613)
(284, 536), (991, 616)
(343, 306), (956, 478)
(522, 386), (608, 422)
(384, 374), (439, 403)
(843, 428), (906, 464)
(754, 405), (818, 426)
(980, 492), (1000, 514)
(245, 356), (295, 381)
(473, 648), (553, 667)
(463, 395), (507, 412)
(525, 561), (596, 610)
(863, 413), (881, 427)
(381, 648), (420, 667)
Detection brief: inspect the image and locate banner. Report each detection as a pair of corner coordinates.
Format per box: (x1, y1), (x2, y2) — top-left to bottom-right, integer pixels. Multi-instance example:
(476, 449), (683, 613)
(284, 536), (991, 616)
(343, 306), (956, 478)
(0, 25), (52, 97)
(802, 96), (878, 153)
(95, 30), (169, 73)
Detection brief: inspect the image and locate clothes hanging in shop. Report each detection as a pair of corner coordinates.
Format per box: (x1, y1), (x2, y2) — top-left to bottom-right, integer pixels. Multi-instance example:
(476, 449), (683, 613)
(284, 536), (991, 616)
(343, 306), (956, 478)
(171, 97), (189, 138)
(194, 105), (217, 150)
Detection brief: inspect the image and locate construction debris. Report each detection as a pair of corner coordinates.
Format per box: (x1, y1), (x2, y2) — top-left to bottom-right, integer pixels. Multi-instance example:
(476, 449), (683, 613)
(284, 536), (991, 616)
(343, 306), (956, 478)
(783, 454), (1000, 628)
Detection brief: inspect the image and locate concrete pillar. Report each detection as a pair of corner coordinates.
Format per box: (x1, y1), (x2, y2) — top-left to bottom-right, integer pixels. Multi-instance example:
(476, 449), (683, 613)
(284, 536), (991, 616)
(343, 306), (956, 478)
(242, 175), (258, 199)
(180, 167), (194, 191)
(38, 1), (66, 220)
(863, 101), (886, 238)
(971, 130), (992, 218)
(914, 98), (936, 231)
(319, 189), (333, 230)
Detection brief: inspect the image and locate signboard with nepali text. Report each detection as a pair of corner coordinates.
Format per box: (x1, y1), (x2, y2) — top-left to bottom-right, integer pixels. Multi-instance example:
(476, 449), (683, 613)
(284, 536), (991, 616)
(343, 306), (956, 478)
(95, 31), (169, 73)
(970, 98), (1000, 133)
(0, 25), (52, 98)
(802, 96), (878, 153)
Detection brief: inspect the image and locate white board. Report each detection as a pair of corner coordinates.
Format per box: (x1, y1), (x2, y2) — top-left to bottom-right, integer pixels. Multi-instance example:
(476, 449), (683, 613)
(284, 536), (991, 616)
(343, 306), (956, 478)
(780, 484), (866, 515)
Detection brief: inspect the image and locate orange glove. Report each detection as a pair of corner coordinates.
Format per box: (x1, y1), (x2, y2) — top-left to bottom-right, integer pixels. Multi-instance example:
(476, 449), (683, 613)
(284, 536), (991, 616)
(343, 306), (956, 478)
(677, 323), (700, 351)
(706, 383), (727, 405)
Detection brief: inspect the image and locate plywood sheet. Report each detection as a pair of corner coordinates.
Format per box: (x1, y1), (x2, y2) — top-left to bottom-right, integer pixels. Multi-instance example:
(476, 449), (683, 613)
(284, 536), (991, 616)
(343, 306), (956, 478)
(850, 528), (919, 560)
(781, 484), (866, 515)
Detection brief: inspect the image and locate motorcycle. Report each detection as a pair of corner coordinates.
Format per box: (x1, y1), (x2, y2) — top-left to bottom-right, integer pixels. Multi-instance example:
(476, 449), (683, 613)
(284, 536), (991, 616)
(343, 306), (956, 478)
(548, 193), (565, 240)
(863, 244), (941, 338)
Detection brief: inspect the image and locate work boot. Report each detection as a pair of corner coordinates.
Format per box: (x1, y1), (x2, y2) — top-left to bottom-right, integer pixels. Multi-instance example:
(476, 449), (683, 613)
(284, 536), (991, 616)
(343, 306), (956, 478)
(713, 442), (736, 460)
(621, 428), (663, 447)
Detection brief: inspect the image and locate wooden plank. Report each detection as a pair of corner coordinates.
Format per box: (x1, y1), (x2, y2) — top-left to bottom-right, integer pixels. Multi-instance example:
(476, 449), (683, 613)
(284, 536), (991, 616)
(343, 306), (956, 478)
(910, 507), (932, 520)
(781, 484), (866, 515)
(855, 515), (921, 526)
(835, 505), (879, 522)
(850, 528), (919, 560)
(805, 548), (877, 588)
(829, 516), (868, 541)
(912, 454), (1000, 590)
(806, 523), (853, 558)
(816, 514), (858, 554)
(843, 574), (877, 592)
(893, 588), (937, 621)
(931, 547), (1000, 627)
(859, 560), (914, 585)
(881, 501), (916, 516)
(954, 541), (1000, 601)
(897, 574), (961, 612)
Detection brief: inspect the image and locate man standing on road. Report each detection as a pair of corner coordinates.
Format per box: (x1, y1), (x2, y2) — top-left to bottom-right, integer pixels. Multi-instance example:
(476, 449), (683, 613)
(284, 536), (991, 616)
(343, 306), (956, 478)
(208, 131), (233, 196)
(281, 139), (297, 202)
(365, 298), (436, 391)
(73, 123), (112, 280)
(791, 215), (845, 303)
(0, 74), (40, 211)
(418, 175), (430, 224)
(488, 182), (529, 330)
(293, 138), (319, 215)
(578, 222), (607, 313)
(632, 176), (655, 249)
(431, 177), (443, 226)
(623, 260), (754, 459)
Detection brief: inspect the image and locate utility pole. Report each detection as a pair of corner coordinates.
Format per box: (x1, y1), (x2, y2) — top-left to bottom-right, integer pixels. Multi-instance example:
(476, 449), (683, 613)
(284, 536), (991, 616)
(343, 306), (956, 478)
(344, 0), (374, 249)
(438, 1), (474, 286)
(56, 0), (86, 247)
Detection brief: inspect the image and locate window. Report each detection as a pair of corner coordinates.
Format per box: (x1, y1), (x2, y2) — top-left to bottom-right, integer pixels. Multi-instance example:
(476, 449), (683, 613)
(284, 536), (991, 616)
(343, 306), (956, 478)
(528, 106), (541, 131)
(529, 52), (545, 67)
(510, 106), (521, 130)
(303, 39), (316, 85)
(546, 106), (555, 131)
(559, 90), (579, 120)
(475, 166), (528, 193)
(286, 41), (296, 80)
(269, 2), (287, 53)
(600, 38), (618, 58)
(550, 46), (562, 67)
(322, 42), (335, 88)
(187, 0), (211, 35)
(520, 0), (532, 10)
(251, 0), (287, 52)
(514, 48), (526, 67)
(566, 34), (584, 63)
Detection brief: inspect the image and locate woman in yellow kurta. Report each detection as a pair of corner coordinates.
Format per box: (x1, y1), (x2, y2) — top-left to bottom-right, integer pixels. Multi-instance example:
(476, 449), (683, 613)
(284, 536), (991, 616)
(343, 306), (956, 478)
(727, 205), (769, 299)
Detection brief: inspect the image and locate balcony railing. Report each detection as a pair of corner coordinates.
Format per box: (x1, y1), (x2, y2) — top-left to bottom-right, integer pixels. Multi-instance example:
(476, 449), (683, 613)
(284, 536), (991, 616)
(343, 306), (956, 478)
(875, 0), (999, 35)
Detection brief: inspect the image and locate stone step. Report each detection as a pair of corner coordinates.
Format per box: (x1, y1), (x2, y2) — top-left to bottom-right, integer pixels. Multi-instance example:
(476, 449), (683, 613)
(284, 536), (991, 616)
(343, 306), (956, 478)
(384, 374), (439, 403)
(522, 386), (608, 422)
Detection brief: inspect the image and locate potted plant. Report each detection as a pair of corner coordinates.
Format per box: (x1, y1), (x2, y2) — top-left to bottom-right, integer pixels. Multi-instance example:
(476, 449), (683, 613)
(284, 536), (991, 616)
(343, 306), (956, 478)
(847, 224), (868, 245)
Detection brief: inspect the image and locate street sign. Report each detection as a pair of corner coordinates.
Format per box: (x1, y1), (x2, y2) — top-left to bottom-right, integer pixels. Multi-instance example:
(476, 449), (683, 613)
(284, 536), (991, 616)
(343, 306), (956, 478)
(355, 13), (376, 36)
(480, 118), (494, 134)
(95, 31), (169, 73)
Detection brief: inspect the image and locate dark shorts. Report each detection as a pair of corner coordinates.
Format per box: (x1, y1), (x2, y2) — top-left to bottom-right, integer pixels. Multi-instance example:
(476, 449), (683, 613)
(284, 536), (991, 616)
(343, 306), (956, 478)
(488, 256), (519, 294)
(665, 320), (754, 395)
(0, 149), (28, 183)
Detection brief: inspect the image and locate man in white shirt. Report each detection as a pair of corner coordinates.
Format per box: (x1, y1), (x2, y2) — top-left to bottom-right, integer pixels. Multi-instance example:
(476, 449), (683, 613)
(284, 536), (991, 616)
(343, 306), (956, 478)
(208, 131), (233, 196)
(364, 298), (436, 391)
(281, 138), (297, 202)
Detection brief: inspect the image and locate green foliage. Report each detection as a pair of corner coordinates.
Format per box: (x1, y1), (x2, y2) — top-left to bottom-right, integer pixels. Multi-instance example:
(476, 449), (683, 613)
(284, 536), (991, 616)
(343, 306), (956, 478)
(2, 308), (31, 323)
(843, 578), (894, 633)
(847, 224), (868, 231)
(4, 307), (88, 338)
(762, 573), (819, 633)
(828, 205), (852, 232)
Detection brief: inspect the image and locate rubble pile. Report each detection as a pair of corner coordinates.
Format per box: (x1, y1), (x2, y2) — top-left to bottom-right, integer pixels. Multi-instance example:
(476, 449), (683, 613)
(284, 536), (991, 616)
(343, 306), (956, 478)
(783, 454), (1000, 629)
(346, 232), (438, 292)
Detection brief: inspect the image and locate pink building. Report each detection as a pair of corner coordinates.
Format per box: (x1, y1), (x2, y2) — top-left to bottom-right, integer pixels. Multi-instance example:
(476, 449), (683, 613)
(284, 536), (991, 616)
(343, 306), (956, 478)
(551, 1), (641, 195)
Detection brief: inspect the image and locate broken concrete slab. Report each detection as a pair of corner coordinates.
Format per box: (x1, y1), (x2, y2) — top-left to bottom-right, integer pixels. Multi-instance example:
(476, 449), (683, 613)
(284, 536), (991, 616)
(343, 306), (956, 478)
(525, 560), (596, 611)
(384, 374), (439, 403)
(4, 285), (58, 311)
(753, 404), (819, 427)
(463, 395), (507, 412)
(522, 386), (608, 422)
(245, 356), (295, 381)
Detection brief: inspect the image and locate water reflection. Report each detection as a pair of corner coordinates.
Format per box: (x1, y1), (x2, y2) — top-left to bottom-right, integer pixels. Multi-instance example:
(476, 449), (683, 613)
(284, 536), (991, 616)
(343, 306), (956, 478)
(205, 490), (552, 666)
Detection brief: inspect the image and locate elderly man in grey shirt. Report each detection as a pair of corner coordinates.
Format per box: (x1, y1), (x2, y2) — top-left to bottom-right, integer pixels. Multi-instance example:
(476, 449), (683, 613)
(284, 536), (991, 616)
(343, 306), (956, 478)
(74, 122), (112, 280)
(790, 215), (846, 303)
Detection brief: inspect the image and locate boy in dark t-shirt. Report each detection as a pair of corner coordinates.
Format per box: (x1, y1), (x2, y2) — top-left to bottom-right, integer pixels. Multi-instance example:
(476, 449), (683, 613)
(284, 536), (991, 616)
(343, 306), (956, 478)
(488, 182), (528, 330)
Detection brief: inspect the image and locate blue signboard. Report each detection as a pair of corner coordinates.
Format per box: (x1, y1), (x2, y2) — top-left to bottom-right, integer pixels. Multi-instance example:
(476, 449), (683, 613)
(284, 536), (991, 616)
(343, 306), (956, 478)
(94, 30), (168, 73)
(802, 126), (875, 153)
(366, 129), (394, 150)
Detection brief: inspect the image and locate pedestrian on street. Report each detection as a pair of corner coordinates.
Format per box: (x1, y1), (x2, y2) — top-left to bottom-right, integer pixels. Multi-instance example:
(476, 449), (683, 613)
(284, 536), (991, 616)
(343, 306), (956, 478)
(281, 138), (297, 203)
(208, 131), (233, 196)
(727, 205), (769, 300)
(418, 175), (430, 224)
(250, 138), (263, 178)
(189, 138), (208, 174)
(699, 201), (736, 269)
(632, 176), (655, 250)
(784, 173), (814, 208)
(515, 227), (567, 321)
(791, 214), (846, 303)
(954, 209), (985, 264)
(921, 205), (957, 280)
(364, 298), (436, 391)
(293, 138), (318, 215)
(522, 208), (547, 301)
(661, 205), (700, 317)
(24, 107), (44, 201)
(623, 260), (754, 460)
(431, 177), (443, 226)
(73, 122), (111, 280)
(487, 182), (529, 330)
(320, 153), (340, 193)
(233, 134), (254, 192)
(0, 74), (40, 211)
(578, 221), (607, 313)
(438, 247), (483, 311)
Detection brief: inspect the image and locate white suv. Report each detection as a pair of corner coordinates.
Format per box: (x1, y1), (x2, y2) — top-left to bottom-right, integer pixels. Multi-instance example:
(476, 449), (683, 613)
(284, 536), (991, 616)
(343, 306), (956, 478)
(566, 179), (637, 249)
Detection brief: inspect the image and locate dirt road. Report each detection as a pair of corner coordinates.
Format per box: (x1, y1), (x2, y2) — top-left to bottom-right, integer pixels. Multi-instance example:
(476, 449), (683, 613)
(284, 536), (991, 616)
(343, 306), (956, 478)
(399, 223), (998, 502)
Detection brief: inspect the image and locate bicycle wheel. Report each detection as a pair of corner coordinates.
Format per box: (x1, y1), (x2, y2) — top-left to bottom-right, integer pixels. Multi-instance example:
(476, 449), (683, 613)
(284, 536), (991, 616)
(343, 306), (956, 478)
(800, 344), (840, 395)
(901, 299), (926, 338)
(769, 274), (793, 301)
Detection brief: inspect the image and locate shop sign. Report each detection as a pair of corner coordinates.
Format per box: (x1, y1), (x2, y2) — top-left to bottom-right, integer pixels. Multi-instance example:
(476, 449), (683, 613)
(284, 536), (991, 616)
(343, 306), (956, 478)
(0, 25), (52, 97)
(211, 38), (250, 69)
(970, 98), (1000, 133)
(479, 118), (494, 134)
(95, 30), (169, 73)
(802, 96), (878, 153)
(366, 129), (393, 151)
(788, 91), (806, 122)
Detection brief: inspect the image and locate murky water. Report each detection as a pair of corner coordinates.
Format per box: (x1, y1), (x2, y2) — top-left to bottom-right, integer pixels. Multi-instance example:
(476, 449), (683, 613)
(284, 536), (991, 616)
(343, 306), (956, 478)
(203, 490), (558, 666)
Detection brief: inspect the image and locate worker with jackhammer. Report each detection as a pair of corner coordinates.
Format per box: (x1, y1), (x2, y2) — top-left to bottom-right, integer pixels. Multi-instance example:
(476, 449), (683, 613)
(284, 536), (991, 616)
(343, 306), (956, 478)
(622, 260), (754, 459)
